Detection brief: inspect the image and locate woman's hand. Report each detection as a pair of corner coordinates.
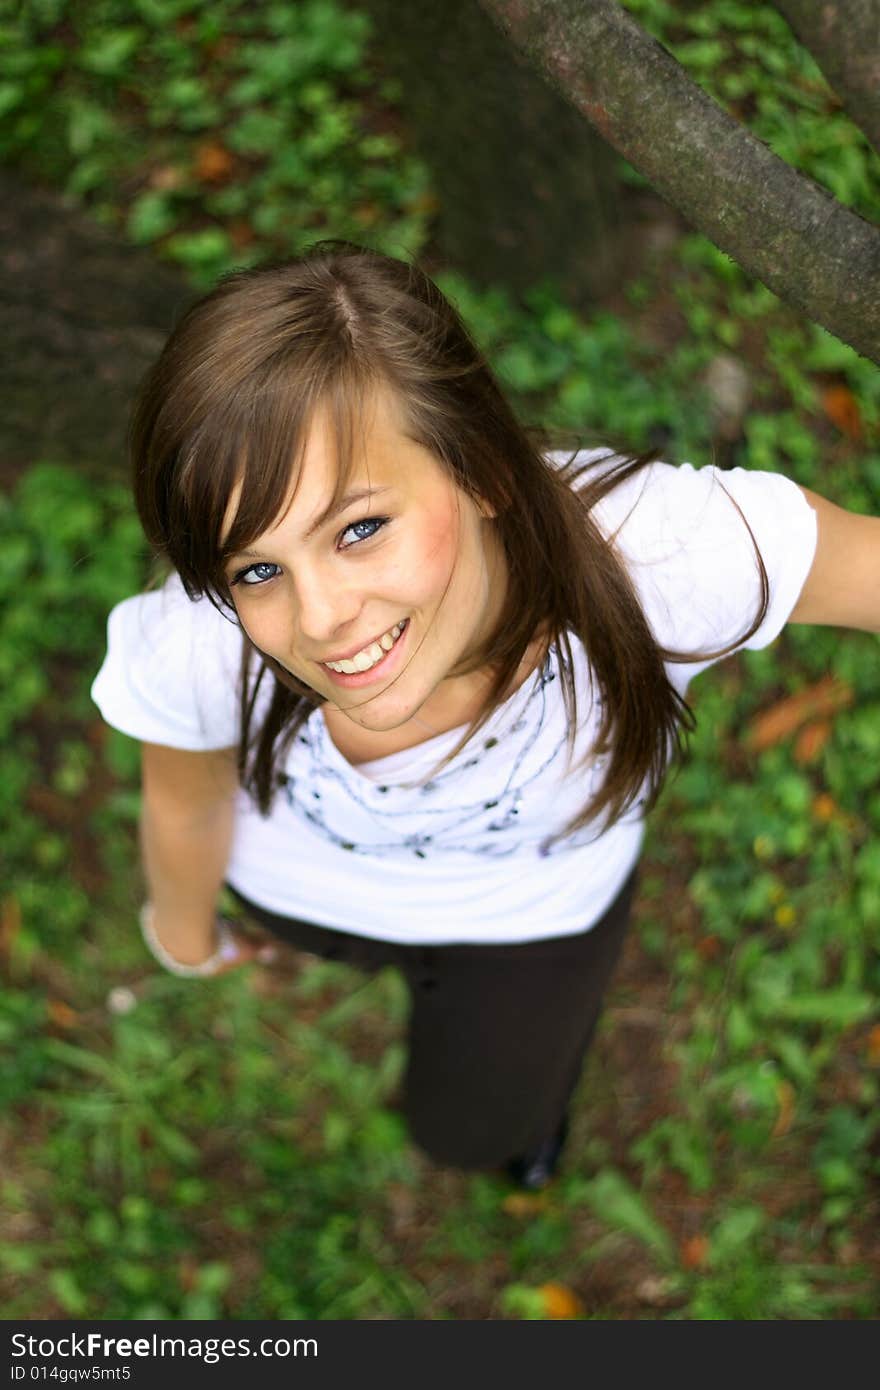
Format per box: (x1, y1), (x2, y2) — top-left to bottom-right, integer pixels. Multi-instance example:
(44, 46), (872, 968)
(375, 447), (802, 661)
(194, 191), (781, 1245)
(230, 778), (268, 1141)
(140, 903), (278, 978)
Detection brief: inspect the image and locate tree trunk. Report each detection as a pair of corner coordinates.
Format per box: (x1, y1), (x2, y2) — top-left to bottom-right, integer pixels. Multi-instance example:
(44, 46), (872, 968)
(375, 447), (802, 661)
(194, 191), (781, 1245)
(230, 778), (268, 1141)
(477, 0), (880, 363)
(774, 0), (880, 155)
(358, 0), (632, 305)
(0, 172), (191, 484)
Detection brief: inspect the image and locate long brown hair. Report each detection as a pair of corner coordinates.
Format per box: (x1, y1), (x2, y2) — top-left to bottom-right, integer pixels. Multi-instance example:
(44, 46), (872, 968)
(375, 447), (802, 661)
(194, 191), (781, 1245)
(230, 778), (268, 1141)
(131, 242), (767, 842)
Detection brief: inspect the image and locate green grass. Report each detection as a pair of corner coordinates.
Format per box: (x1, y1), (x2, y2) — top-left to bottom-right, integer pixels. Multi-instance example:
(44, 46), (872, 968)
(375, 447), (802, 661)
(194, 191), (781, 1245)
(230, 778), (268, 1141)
(2, 0), (879, 1319)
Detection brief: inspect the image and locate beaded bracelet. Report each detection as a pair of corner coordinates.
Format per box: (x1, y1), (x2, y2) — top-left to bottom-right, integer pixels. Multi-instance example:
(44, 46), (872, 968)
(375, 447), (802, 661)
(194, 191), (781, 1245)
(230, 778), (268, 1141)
(139, 903), (241, 978)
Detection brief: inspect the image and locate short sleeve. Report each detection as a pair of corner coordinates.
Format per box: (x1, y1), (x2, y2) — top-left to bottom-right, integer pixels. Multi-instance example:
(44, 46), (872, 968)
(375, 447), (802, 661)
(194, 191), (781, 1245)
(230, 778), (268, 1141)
(590, 459), (818, 670)
(91, 573), (246, 749)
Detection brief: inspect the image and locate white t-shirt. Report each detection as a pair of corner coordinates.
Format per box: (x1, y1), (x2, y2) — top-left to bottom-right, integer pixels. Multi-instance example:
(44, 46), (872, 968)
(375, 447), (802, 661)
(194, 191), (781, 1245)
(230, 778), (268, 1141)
(91, 455), (817, 944)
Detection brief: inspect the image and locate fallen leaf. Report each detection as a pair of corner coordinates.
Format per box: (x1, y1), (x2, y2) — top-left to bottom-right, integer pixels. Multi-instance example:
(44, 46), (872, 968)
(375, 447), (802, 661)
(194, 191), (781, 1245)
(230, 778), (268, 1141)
(772, 1079), (796, 1138)
(47, 999), (79, 1029)
(866, 1023), (880, 1066)
(696, 934), (722, 961)
(501, 1191), (550, 1218)
(812, 793), (839, 823)
(745, 676), (853, 753)
(205, 37), (238, 63)
(794, 717), (831, 765)
(635, 1274), (678, 1307)
(148, 164), (186, 192)
(680, 1234), (710, 1269)
(194, 141), (234, 185)
(228, 220), (256, 250)
(537, 1282), (584, 1319)
(409, 190), (440, 215)
(0, 894), (21, 954)
(821, 384), (863, 441)
(354, 201), (381, 227)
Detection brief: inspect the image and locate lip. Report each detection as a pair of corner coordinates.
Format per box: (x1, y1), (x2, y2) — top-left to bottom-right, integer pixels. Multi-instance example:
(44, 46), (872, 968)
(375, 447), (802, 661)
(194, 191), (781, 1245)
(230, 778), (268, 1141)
(322, 619), (407, 665)
(319, 619), (409, 688)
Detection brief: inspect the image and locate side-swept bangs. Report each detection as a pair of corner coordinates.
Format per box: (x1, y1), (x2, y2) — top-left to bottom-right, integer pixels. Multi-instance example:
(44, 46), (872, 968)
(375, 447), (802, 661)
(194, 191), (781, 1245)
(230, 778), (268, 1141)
(131, 287), (394, 609)
(214, 364), (387, 605)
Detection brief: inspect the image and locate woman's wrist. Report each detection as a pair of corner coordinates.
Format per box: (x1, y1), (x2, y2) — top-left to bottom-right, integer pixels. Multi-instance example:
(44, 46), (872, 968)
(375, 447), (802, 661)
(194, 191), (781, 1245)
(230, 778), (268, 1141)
(139, 903), (239, 977)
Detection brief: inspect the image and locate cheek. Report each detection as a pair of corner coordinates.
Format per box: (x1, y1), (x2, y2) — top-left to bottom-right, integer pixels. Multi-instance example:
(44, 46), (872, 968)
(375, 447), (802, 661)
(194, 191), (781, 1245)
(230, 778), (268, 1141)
(410, 511), (459, 599)
(235, 600), (287, 662)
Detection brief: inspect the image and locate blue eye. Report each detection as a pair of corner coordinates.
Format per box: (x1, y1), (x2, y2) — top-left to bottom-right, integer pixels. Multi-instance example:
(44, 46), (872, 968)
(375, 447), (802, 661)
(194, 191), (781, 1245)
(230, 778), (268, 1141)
(234, 561), (281, 587)
(231, 516), (388, 587)
(338, 516), (388, 548)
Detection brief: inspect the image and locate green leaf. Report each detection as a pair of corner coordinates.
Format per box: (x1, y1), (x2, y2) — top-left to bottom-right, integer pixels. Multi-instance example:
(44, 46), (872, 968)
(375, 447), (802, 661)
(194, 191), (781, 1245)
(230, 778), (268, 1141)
(127, 189), (179, 244)
(77, 27), (143, 78)
(776, 991), (874, 1028)
(581, 1168), (675, 1265)
(47, 1268), (89, 1316)
(66, 98), (114, 157)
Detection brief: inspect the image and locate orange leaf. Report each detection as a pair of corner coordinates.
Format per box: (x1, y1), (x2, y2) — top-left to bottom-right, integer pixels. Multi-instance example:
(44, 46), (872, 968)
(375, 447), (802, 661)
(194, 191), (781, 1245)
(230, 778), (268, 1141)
(47, 999), (79, 1029)
(537, 1282), (584, 1319)
(0, 894), (21, 954)
(866, 1024), (880, 1066)
(501, 1191), (550, 1218)
(409, 190), (440, 215)
(696, 934), (722, 961)
(228, 220), (256, 250)
(821, 384), (863, 441)
(205, 37), (238, 63)
(745, 676), (853, 753)
(794, 718), (831, 766)
(194, 141), (234, 185)
(680, 1234), (710, 1270)
(812, 792), (839, 823)
(177, 1254), (199, 1293)
(772, 1079), (796, 1138)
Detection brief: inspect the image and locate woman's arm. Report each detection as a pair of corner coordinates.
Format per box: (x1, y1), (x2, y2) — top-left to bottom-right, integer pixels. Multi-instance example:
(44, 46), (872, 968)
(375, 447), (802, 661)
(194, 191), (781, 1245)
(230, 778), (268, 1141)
(790, 487), (880, 633)
(140, 741), (246, 968)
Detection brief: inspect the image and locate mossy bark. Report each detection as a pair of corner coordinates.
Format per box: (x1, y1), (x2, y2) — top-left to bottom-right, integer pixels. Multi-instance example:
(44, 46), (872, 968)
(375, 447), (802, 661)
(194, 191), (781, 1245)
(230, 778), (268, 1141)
(0, 172), (191, 483)
(478, 0), (880, 363)
(359, 0), (628, 305)
(774, 0), (880, 156)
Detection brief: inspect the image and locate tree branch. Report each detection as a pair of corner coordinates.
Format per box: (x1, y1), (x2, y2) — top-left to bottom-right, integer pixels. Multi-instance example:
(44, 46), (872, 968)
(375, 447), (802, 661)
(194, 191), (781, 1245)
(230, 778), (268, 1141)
(477, 0), (880, 363)
(774, 0), (880, 156)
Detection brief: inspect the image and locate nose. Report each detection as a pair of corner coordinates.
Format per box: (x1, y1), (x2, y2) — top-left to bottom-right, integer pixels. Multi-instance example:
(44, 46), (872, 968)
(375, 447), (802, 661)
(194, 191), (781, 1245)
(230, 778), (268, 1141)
(291, 562), (363, 651)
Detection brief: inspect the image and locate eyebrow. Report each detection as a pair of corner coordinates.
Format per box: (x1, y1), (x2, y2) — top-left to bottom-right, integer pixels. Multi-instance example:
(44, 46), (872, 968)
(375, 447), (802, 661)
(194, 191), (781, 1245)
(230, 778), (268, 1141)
(231, 486), (392, 557)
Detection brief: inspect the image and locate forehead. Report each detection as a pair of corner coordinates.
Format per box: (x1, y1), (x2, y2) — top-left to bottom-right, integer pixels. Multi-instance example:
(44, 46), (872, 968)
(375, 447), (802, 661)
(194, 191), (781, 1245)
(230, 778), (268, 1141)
(220, 385), (437, 549)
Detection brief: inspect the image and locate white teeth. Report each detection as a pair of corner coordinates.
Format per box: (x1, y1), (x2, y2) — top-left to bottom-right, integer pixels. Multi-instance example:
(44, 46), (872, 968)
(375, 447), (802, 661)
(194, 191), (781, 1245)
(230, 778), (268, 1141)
(325, 621), (406, 674)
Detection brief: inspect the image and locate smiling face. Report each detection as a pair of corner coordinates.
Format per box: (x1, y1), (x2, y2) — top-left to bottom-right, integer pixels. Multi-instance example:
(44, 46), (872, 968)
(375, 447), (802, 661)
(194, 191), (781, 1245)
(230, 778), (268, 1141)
(223, 387), (509, 734)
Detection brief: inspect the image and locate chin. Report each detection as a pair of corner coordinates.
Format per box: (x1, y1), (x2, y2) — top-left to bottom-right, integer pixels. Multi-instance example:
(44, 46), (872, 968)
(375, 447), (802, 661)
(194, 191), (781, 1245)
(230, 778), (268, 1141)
(349, 688), (430, 729)
(352, 704), (418, 731)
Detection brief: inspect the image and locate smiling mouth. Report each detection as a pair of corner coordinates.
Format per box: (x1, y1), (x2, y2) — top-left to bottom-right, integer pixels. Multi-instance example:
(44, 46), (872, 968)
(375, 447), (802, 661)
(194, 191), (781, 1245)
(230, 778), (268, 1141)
(322, 619), (409, 675)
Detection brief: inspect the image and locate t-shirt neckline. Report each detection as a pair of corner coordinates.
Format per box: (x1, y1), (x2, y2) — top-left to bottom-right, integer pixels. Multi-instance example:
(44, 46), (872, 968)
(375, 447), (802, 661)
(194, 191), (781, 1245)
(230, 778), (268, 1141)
(312, 646), (557, 785)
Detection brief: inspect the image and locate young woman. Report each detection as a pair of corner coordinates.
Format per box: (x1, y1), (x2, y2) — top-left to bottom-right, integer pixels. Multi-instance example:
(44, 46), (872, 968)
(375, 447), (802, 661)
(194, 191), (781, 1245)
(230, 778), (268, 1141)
(92, 242), (879, 1188)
